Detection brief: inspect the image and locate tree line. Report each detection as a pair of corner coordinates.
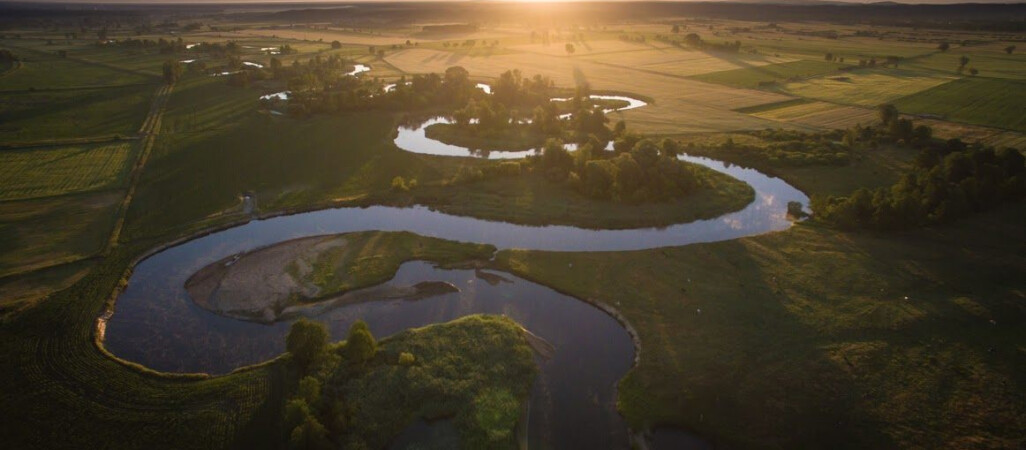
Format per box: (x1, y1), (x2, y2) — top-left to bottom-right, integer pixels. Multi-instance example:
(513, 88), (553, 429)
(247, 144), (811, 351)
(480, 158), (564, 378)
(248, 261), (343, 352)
(813, 104), (1025, 229)
(814, 143), (1025, 230)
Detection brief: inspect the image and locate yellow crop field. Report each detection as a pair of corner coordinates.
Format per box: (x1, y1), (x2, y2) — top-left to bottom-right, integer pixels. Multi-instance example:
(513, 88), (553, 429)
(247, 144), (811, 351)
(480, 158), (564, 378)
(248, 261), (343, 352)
(630, 52), (795, 77)
(0, 143), (135, 201)
(751, 101), (878, 129)
(781, 69), (957, 107)
(509, 38), (671, 57)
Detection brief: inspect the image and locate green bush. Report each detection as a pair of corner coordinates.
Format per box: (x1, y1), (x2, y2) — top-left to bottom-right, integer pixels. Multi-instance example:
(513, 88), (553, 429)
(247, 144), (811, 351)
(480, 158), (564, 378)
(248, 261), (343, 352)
(398, 352), (415, 366)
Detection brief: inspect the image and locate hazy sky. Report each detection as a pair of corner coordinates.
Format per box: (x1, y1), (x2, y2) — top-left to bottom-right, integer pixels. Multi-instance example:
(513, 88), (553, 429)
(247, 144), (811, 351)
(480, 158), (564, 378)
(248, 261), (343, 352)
(13, 0), (1026, 4)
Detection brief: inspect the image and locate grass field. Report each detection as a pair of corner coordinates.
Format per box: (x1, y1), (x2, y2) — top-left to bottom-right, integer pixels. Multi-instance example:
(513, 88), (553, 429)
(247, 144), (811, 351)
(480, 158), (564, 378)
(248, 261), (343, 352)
(124, 76), (410, 241)
(748, 101), (878, 130)
(0, 43), (155, 88)
(781, 68), (957, 107)
(0, 191), (121, 277)
(622, 50), (795, 78)
(894, 77), (1026, 132)
(0, 143), (135, 201)
(906, 46), (1026, 80)
(0, 85), (154, 143)
(494, 202), (1026, 448)
(0, 258), (94, 318)
(745, 33), (938, 60)
(410, 169), (754, 229)
(690, 59), (848, 88)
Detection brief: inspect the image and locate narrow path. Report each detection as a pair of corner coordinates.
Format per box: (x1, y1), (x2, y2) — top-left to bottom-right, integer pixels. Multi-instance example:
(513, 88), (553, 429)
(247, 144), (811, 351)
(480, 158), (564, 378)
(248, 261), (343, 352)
(0, 135), (139, 151)
(105, 82), (173, 253)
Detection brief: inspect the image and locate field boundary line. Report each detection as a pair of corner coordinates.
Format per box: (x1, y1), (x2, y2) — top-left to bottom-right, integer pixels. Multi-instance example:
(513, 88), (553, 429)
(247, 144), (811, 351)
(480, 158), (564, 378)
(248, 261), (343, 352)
(0, 82), (154, 94)
(1, 42), (162, 79)
(0, 135), (139, 150)
(105, 83), (173, 253)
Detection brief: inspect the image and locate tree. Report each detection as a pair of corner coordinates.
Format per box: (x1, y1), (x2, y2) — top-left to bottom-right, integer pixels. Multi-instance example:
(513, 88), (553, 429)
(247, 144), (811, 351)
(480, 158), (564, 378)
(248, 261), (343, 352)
(878, 103), (899, 126)
(912, 124), (933, 146)
(443, 65), (471, 93)
(330, 40), (341, 49)
(286, 319), (329, 371)
(968, 67), (979, 76)
(672, 25), (681, 34)
(938, 42), (950, 52)
(285, 398), (312, 431)
(540, 139), (574, 180)
(660, 138), (681, 158)
(297, 376), (321, 406)
(289, 415), (331, 450)
(958, 55), (970, 69)
(1005, 45), (1016, 55)
(565, 43), (575, 54)
(161, 60), (182, 85)
(344, 320), (376, 364)
(270, 57), (282, 79)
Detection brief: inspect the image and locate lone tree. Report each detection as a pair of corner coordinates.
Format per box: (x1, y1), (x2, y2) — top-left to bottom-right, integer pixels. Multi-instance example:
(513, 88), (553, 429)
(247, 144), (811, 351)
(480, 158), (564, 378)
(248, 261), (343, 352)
(286, 318), (329, 371)
(565, 43), (575, 54)
(672, 24), (681, 33)
(344, 320), (376, 364)
(330, 40), (341, 49)
(969, 67), (979, 76)
(938, 42), (950, 52)
(1005, 45), (1016, 55)
(878, 103), (899, 125)
(959, 55), (970, 69)
(161, 60), (182, 85)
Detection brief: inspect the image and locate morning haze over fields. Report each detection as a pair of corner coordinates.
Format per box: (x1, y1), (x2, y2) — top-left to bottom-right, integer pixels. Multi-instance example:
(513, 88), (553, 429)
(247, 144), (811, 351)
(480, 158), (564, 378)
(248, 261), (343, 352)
(0, 1), (1023, 449)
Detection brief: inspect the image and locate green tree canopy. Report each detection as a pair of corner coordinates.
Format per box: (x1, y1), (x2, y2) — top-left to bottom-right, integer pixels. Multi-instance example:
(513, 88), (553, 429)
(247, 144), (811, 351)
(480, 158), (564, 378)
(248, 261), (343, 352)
(344, 320), (377, 364)
(287, 319), (329, 371)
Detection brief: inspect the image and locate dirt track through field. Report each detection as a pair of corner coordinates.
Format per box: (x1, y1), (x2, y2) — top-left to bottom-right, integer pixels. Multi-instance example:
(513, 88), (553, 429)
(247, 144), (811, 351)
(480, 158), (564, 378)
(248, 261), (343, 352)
(105, 83), (173, 253)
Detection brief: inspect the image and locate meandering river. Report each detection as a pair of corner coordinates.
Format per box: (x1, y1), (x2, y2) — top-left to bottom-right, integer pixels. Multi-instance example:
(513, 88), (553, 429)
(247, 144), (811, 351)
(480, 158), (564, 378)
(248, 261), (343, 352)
(103, 93), (807, 449)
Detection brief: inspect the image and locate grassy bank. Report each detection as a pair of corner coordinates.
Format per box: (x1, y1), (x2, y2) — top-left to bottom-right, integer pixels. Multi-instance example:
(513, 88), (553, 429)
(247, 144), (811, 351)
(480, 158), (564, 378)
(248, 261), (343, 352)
(493, 203), (1026, 448)
(424, 122), (548, 151)
(0, 244), (286, 449)
(299, 231), (495, 295)
(408, 168), (754, 229)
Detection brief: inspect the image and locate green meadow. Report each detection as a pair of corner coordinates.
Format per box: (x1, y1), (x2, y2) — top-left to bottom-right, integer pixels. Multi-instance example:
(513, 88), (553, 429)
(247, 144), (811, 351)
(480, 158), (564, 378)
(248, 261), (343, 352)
(894, 77), (1026, 132)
